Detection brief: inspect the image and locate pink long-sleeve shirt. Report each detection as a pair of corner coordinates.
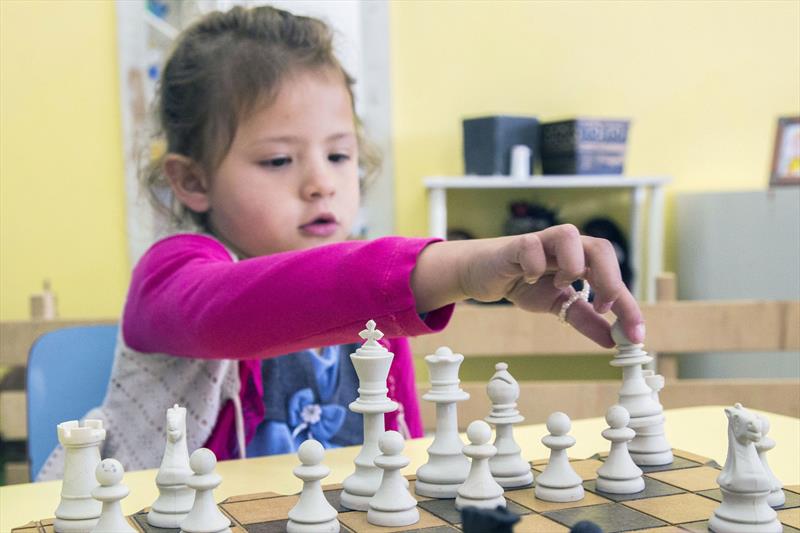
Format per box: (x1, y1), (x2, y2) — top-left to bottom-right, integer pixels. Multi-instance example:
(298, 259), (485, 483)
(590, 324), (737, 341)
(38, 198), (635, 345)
(122, 233), (454, 459)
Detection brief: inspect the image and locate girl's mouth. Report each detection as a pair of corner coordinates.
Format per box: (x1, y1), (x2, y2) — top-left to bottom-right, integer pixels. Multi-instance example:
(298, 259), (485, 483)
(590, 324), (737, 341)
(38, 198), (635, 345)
(300, 214), (339, 237)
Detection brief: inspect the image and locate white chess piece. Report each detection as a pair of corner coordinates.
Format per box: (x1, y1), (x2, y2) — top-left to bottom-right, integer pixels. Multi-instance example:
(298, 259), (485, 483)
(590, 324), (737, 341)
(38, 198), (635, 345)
(148, 405), (195, 528)
(415, 346), (471, 498)
(287, 440), (340, 533)
(341, 321), (399, 511)
(596, 405), (645, 494)
(485, 363), (533, 489)
(455, 420), (506, 510)
(180, 449), (231, 533)
(709, 404), (781, 533)
(610, 322), (673, 466)
(368, 431), (420, 527)
(90, 459), (135, 533)
(54, 419), (106, 533)
(535, 412), (584, 502)
(756, 414), (786, 508)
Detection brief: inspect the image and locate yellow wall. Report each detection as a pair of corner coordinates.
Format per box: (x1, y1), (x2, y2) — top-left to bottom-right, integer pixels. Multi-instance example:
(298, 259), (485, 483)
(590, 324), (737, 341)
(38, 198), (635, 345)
(0, 0), (129, 320)
(390, 0), (800, 271)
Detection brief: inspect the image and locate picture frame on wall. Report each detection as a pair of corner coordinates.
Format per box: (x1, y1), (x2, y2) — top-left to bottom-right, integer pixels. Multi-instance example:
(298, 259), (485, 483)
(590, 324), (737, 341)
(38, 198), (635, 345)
(770, 116), (800, 186)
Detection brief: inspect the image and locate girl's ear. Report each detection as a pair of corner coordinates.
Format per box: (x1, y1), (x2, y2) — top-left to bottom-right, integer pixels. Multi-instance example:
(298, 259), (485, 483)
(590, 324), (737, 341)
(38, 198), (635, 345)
(164, 154), (211, 213)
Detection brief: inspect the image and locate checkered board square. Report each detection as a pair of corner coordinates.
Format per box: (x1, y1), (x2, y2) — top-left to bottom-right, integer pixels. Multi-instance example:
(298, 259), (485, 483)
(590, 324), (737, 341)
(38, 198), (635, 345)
(12, 449), (800, 533)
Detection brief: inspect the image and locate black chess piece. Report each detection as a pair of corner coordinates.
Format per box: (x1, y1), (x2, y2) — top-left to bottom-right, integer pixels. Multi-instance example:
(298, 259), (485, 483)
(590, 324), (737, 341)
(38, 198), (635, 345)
(571, 520), (604, 533)
(461, 505), (520, 533)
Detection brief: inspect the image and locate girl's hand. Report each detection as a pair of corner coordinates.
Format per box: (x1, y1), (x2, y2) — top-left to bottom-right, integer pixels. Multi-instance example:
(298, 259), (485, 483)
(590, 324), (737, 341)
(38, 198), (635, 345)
(412, 225), (644, 348)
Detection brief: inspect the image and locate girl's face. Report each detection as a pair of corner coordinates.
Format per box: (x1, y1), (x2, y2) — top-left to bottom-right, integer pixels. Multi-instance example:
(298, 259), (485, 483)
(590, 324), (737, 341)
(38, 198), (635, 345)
(204, 70), (360, 257)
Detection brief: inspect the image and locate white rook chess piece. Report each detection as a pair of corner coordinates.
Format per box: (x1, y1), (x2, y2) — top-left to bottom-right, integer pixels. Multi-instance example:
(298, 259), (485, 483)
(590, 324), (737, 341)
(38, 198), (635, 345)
(180, 449), (231, 533)
(610, 321), (673, 466)
(287, 440), (340, 533)
(90, 459), (135, 533)
(535, 412), (584, 502)
(415, 346), (471, 498)
(709, 404), (781, 533)
(596, 405), (645, 494)
(485, 362), (533, 488)
(756, 414), (786, 508)
(368, 431), (420, 527)
(341, 320), (399, 511)
(455, 420), (506, 510)
(148, 405), (195, 528)
(54, 419), (106, 533)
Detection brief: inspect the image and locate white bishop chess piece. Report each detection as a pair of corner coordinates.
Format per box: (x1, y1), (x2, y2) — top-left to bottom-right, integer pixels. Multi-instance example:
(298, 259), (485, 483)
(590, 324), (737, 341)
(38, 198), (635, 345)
(368, 431), (420, 527)
(485, 362), (534, 488)
(415, 346), (471, 498)
(596, 405), (645, 494)
(455, 420), (506, 510)
(90, 459), (135, 533)
(756, 414), (786, 508)
(148, 405), (195, 528)
(610, 321), (673, 466)
(535, 412), (584, 502)
(709, 404), (782, 533)
(340, 320), (399, 510)
(54, 419), (106, 533)
(287, 439), (340, 533)
(180, 449), (231, 533)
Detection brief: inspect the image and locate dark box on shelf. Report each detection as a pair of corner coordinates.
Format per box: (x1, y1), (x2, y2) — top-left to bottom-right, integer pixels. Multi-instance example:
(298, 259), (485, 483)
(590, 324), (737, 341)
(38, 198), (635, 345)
(463, 115), (539, 175)
(540, 118), (630, 175)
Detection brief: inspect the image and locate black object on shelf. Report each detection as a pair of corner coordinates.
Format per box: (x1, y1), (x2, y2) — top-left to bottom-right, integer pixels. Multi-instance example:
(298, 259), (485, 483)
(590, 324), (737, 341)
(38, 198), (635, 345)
(463, 115), (539, 175)
(540, 118), (630, 175)
(503, 201), (559, 236)
(583, 217), (633, 289)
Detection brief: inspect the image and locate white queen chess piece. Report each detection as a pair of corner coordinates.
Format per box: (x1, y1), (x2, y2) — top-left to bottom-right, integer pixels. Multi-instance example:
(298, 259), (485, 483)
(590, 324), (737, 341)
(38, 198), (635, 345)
(485, 362), (533, 488)
(148, 404), (195, 528)
(415, 346), (471, 498)
(610, 321), (673, 466)
(90, 459), (135, 533)
(287, 440), (340, 533)
(180, 449), (231, 533)
(709, 404), (782, 533)
(368, 431), (420, 527)
(596, 405), (645, 494)
(340, 320), (399, 510)
(535, 412), (584, 502)
(54, 419), (106, 533)
(455, 420), (506, 510)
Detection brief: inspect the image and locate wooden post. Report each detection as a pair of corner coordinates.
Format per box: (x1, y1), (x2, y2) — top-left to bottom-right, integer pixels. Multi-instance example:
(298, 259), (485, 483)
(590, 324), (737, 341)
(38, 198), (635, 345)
(654, 272), (679, 379)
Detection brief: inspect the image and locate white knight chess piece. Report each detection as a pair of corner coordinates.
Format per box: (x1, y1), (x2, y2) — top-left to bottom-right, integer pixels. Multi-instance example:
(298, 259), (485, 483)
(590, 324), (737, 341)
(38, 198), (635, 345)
(148, 405), (195, 528)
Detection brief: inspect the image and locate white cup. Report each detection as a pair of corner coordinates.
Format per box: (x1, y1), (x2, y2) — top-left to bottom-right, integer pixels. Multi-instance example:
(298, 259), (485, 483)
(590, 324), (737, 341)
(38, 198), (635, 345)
(510, 144), (532, 179)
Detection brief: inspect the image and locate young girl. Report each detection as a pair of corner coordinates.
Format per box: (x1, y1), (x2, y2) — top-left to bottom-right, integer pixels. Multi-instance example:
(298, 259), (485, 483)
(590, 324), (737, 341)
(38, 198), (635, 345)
(37, 5), (643, 480)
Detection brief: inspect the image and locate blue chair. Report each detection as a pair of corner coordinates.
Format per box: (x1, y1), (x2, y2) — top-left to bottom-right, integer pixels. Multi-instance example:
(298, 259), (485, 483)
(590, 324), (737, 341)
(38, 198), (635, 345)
(26, 324), (118, 480)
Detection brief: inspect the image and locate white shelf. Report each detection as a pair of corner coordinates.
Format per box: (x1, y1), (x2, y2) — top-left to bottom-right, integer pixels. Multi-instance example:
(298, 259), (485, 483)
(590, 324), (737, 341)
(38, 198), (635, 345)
(424, 175), (670, 189)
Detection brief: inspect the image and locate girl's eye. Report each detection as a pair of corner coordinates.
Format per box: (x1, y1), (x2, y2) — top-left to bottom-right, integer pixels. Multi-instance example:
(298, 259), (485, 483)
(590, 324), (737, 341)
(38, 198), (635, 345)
(259, 157), (292, 168)
(329, 153), (350, 163)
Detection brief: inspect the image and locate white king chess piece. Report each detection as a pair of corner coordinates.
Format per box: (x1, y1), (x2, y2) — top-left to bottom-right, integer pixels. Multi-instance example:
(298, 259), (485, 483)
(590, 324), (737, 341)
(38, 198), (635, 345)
(340, 320), (399, 510)
(485, 362), (533, 488)
(709, 404), (782, 533)
(54, 419), (106, 533)
(610, 321), (673, 466)
(415, 346), (471, 498)
(148, 404), (195, 528)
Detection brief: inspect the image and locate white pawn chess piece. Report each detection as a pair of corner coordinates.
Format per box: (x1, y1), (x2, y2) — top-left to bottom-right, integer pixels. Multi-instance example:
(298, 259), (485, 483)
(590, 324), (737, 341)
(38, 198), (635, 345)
(455, 420), (506, 510)
(287, 440), (340, 533)
(54, 419), (106, 533)
(485, 363), (533, 489)
(535, 412), (584, 502)
(610, 322), (673, 466)
(368, 431), (420, 527)
(148, 405), (195, 528)
(415, 346), (471, 498)
(709, 404), (781, 533)
(756, 414), (786, 508)
(596, 405), (645, 494)
(180, 449), (231, 533)
(90, 459), (135, 533)
(341, 321), (399, 511)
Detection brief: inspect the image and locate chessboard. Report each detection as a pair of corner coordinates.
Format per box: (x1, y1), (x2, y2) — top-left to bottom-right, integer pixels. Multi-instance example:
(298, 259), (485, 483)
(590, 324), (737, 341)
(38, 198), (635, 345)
(12, 449), (799, 533)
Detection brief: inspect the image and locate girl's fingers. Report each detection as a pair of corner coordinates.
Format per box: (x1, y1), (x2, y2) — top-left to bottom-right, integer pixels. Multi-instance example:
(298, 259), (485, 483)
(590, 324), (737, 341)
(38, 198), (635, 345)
(538, 225), (586, 289)
(563, 298), (615, 347)
(611, 290), (646, 344)
(514, 234), (547, 284)
(581, 236), (626, 313)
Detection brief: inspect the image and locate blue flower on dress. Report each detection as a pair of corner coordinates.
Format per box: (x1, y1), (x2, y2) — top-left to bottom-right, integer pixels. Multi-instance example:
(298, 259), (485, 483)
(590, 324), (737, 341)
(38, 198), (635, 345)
(287, 387), (346, 448)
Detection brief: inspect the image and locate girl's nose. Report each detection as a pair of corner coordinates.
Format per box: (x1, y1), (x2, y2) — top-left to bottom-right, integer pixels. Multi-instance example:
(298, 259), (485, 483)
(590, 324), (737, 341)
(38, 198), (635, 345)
(301, 165), (336, 200)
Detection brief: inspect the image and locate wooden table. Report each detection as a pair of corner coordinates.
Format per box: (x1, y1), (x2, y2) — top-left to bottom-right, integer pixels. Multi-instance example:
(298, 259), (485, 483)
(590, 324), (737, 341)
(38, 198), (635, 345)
(2, 406), (797, 532)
